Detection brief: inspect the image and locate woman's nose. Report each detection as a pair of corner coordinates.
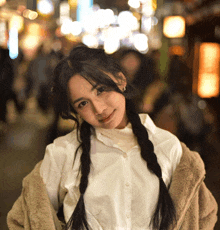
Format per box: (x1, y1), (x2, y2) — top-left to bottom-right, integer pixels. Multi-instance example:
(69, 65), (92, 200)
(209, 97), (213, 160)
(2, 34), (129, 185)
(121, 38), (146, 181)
(92, 99), (107, 115)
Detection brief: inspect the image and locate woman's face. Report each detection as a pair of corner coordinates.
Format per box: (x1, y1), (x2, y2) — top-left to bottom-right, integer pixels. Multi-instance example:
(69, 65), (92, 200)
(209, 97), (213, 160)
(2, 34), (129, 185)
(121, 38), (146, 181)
(68, 73), (128, 129)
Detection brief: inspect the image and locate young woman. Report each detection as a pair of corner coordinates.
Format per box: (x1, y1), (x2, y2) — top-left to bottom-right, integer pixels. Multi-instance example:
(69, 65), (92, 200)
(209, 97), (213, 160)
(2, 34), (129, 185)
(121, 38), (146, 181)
(7, 46), (217, 230)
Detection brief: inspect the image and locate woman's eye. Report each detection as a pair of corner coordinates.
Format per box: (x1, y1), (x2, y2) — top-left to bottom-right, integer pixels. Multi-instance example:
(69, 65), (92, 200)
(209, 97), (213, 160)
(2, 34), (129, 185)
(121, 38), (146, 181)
(78, 101), (88, 109)
(97, 86), (106, 95)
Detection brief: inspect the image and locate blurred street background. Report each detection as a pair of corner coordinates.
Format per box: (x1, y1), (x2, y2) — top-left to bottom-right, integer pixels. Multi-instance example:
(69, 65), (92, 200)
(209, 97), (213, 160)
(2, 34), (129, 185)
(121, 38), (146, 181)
(1, 0), (220, 229)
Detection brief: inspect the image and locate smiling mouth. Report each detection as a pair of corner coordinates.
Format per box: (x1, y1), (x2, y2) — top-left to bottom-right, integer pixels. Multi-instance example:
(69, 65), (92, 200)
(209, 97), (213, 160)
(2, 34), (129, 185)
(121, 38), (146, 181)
(99, 110), (115, 123)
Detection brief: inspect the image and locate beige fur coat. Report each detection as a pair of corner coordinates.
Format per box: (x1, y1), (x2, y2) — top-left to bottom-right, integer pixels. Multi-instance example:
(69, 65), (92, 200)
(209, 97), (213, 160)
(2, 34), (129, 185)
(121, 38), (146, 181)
(7, 143), (218, 229)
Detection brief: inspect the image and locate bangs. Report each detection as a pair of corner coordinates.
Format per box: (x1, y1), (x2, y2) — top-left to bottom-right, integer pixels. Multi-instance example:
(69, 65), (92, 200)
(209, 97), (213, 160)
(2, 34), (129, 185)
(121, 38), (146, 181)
(80, 64), (122, 93)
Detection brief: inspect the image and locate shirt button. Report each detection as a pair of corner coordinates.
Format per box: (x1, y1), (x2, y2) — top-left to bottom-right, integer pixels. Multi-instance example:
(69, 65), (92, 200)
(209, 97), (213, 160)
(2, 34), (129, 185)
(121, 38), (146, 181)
(126, 214), (130, 219)
(125, 182), (130, 187)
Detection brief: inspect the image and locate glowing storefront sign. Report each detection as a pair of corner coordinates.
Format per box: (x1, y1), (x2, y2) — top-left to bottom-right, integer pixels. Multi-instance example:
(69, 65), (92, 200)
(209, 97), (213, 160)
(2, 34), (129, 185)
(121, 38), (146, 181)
(197, 43), (220, 98)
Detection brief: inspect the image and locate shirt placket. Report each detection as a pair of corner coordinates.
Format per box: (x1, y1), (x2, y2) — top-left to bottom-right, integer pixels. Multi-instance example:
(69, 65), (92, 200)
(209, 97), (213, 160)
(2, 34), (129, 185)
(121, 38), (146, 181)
(122, 150), (132, 229)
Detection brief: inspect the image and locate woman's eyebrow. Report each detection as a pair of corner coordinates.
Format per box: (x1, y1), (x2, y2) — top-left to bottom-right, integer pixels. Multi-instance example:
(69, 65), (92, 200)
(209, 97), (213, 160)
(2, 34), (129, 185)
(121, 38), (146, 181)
(72, 97), (84, 105)
(72, 83), (99, 105)
(91, 83), (99, 90)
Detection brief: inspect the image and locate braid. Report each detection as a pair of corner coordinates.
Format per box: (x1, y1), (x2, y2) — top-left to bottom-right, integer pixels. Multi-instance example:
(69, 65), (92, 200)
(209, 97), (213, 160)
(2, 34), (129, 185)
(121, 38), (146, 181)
(79, 122), (91, 196)
(66, 100), (175, 229)
(66, 121), (91, 230)
(126, 99), (176, 230)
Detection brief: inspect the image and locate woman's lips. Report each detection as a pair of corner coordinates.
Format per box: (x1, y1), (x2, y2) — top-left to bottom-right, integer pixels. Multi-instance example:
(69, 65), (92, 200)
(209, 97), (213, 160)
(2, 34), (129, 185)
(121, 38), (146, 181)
(99, 110), (115, 123)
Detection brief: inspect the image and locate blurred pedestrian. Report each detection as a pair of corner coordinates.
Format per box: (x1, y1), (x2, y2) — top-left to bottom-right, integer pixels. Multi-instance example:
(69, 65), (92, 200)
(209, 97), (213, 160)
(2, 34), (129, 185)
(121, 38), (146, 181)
(119, 49), (157, 111)
(25, 42), (62, 113)
(0, 47), (23, 125)
(152, 55), (211, 156)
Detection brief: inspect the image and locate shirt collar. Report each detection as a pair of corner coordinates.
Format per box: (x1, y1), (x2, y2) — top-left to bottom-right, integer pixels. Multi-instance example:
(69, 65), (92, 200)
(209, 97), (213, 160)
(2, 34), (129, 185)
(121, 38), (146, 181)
(140, 113), (157, 134)
(94, 113), (156, 147)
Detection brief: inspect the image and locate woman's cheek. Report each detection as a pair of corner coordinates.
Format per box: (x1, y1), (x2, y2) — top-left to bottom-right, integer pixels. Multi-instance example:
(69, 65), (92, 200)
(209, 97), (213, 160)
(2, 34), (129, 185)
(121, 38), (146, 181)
(106, 92), (122, 103)
(80, 107), (93, 119)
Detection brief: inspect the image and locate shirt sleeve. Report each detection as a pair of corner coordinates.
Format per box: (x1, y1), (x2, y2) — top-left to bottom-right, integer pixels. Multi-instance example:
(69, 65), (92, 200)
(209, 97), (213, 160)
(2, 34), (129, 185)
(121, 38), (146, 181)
(40, 131), (80, 213)
(40, 143), (64, 212)
(143, 114), (183, 186)
(170, 137), (182, 174)
(152, 128), (183, 186)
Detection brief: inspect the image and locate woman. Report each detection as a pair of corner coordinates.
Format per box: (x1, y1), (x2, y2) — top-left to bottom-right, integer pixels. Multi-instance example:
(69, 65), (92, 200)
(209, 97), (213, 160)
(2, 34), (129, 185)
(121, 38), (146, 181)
(7, 46), (218, 230)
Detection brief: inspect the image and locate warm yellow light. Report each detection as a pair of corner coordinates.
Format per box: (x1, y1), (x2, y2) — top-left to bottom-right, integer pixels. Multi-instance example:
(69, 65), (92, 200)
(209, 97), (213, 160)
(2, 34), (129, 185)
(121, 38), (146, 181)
(9, 15), (24, 33)
(37, 0), (54, 16)
(163, 16), (185, 38)
(169, 45), (185, 56)
(0, 0), (6, 7)
(198, 43), (220, 98)
(152, 0), (157, 10)
(198, 73), (219, 98)
(142, 0), (156, 16)
(128, 0), (140, 9)
(23, 9), (38, 20)
(27, 23), (41, 36)
(68, 0), (77, 8)
(22, 35), (40, 49)
(82, 34), (99, 48)
(0, 20), (7, 47)
(104, 27), (120, 54)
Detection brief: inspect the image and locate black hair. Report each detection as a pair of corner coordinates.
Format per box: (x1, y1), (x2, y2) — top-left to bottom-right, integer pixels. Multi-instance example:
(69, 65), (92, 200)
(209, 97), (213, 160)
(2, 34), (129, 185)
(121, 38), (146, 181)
(126, 99), (176, 229)
(119, 48), (156, 90)
(51, 45), (132, 127)
(52, 45), (176, 230)
(118, 48), (158, 112)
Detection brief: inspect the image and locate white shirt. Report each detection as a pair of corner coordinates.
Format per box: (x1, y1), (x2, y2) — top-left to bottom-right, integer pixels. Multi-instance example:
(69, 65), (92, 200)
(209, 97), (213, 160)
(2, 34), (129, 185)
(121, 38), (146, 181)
(40, 114), (182, 230)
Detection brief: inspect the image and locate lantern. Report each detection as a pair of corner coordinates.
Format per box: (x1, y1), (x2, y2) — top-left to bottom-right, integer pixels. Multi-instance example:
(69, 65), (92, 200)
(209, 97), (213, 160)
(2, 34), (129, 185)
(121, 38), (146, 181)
(197, 43), (220, 98)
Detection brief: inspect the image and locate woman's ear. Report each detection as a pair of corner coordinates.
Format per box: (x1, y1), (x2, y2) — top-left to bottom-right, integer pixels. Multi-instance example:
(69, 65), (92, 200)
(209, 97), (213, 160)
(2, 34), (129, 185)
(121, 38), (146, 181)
(117, 72), (127, 92)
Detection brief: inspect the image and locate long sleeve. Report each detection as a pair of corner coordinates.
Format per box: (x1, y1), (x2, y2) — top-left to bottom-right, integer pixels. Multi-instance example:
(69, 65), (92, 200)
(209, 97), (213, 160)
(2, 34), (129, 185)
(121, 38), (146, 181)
(7, 162), (63, 230)
(7, 195), (27, 229)
(169, 143), (218, 229)
(198, 182), (218, 229)
(40, 131), (80, 213)
(40, 144), (63, 212)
